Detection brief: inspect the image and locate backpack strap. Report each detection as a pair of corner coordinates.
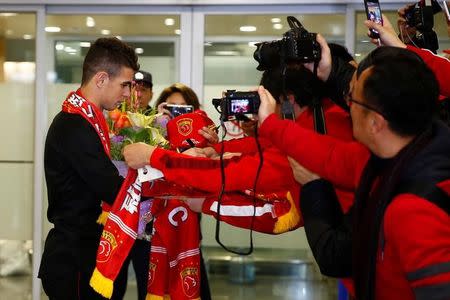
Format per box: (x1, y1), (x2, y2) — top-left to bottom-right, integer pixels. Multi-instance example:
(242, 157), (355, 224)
(396, 181), (450, 215)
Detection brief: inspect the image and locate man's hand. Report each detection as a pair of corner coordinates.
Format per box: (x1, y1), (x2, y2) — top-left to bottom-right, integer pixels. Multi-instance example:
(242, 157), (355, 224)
(198, 126), (219, 144)
(364, 15), (407, 48)
(185, 198), (205, 213)
(303, 33), (332, 82)
(182, 147), (208, 158)
(123, 143), (155, 169)
(257, 86), (277, 126)
(288, 157), (320, 185)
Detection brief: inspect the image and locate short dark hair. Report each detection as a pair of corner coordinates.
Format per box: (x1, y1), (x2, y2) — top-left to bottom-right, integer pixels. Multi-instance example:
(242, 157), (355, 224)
(328, 43), (354, 64)
(260, 66), (326, 107)
(81, 37), (139, 85)
(154, 83), (200, 110)
(357, 46), (439, 136)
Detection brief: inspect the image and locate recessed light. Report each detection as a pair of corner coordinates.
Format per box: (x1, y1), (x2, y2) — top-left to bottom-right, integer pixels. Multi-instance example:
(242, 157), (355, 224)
(273, 23), (283, 30)
(355, 53), (362, 57)
(271, 18), (281, 23)
(55, 43), (64, 51)
(174, 29), (181, 35)
(86, 17), (95, 28)
(80, 42), (91, 48)
(240, 26), (257, 32)
(64, 47), (77, 53)
(23, 34), (33, 40)
(0, 13), (17, 17)
(165, 18), (175, 26)
(68, 52), (77, 55)
(45, 26), (61, 33)
(135, 48), (144, 54)
(101, 29), (111, 35)
(215, 50), (239, 56)
(204, 42), (213, 46)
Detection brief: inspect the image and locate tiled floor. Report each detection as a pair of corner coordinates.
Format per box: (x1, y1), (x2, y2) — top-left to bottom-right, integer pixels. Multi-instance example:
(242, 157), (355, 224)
(0, 247), (339, 299)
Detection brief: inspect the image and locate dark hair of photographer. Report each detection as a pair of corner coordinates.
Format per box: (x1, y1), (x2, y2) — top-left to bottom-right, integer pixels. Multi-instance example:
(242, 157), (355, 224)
(259, 66), (327, 108)
(328, 43), (355, 64)
(154, 83), (201, 110)
(356, 46), (439, 136)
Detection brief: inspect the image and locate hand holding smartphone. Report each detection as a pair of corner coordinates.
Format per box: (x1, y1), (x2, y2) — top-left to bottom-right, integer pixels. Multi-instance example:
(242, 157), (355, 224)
(364, 0), (384, 38)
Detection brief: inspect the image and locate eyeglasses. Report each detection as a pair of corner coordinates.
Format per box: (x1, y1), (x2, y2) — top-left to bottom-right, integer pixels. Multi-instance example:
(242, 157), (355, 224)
(347, 96), (388, 119)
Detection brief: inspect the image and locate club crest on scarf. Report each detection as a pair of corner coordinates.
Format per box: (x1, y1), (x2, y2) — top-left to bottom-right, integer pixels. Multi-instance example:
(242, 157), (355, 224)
(180, 267), (199, 298)
(148, 262), (157, 287)
(97, 231), (118, 263)
(176, 118), (193, 137)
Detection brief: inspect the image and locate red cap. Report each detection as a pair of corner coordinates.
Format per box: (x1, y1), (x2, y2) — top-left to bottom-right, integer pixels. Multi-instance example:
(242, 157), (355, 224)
(166, 110), (216, 150)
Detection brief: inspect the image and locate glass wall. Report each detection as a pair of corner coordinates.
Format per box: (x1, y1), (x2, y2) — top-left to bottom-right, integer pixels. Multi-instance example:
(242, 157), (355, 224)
(0, 12), (35, 240)
(0, 11), (36, 299)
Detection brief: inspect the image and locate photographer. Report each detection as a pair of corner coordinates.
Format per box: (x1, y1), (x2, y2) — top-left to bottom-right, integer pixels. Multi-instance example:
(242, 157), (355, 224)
(364, 15), (450, 98)
(258, 45), (450, 300)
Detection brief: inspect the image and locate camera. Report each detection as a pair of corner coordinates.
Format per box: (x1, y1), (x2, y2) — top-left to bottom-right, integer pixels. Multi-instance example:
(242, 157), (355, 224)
(253, 16), (321, 71)
(212, 90), (260, 121)
(165, 104), (194, 117)
(403, 0), (442, 52)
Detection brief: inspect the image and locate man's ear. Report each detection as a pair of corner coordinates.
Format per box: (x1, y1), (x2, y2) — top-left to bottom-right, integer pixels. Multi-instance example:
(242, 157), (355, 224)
(95, 72), (109, 88)
(370, 112), (387, 135)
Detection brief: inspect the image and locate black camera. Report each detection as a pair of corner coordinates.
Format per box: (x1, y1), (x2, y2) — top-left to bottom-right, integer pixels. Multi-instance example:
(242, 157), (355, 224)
(212, 90), (260, 121)
(253, 16), (321, 71)
(403, 0), (442, 52)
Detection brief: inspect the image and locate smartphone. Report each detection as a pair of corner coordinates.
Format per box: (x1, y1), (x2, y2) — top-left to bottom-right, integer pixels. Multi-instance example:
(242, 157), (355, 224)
(364, 0), (383, 39)
(165, 104), (194, 117)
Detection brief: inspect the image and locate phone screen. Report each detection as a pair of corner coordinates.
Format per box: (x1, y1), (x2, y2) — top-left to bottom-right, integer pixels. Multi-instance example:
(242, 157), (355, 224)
(365, 0), (383, 37)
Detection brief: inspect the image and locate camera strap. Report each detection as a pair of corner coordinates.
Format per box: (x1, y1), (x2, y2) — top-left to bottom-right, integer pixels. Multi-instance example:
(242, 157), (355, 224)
(312, 62), (327, 135)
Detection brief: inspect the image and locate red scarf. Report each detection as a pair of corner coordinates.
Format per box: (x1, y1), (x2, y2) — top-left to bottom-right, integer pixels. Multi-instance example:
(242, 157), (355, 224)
(90, 170), (142, 299)
(62, 89), (113, 220)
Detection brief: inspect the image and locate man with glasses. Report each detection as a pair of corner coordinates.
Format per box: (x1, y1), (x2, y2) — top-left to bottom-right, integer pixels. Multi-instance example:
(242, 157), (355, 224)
(39, 37), (139, 300)
(257, 38), (450, 300)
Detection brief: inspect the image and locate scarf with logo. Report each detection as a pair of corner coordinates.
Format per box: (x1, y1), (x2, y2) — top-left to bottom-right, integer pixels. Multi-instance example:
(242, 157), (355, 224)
(61, 89), (113, 223)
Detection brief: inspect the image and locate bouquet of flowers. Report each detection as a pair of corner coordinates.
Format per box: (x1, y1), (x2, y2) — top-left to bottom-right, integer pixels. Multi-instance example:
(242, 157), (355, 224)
(107, 83), (168, 163)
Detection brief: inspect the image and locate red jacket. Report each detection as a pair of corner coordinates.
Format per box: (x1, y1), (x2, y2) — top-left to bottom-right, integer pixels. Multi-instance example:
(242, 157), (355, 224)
(259, 114), (450, 300)
(407, 45), (450, 98)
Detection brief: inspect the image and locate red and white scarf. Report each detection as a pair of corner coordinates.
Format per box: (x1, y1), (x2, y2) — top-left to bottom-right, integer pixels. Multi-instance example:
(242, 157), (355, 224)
(62, 89), (113, 220)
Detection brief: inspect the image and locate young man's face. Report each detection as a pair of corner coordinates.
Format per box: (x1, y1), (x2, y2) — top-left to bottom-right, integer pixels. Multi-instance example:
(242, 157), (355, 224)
(101, 66), (135, 111)
(136, 84), (153, 109)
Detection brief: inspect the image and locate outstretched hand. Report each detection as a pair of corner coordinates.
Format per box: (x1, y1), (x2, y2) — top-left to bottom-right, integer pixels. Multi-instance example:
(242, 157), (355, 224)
(364, 15), (407, 48)
(123, 143), (155, 169)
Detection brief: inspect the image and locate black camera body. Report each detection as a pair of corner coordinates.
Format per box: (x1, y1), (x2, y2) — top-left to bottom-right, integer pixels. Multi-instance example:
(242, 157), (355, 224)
(253, 16), (321, 71)
(213, 90), (260, 121)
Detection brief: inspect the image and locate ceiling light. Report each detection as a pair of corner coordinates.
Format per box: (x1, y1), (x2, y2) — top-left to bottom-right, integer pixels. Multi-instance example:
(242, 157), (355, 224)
(355, 53), (362, 57)
(79, 42), (91, 48)
(273, 23), (283, 30)
(165, 18), (175, 26)
(215, 50), (239, 56)
(64, 47), (77, 53)
(271, 18), (281, 23)
(240, 26), (257, 32)
(55, 43), (64, 51)
(361, 40), (371, 43)
(68, 52), (77, 55)
(23, 34), (33, 40)
(45, 26), (61, 33)
(0, 13), (17, 17)
(115, 36), (122, 40)
(174, 29), (181, 35)
(204, 42), (212, 46)
(135, 48), (144, 54)
(86, 17), (95, 28)
(101, 29), (111, 35)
